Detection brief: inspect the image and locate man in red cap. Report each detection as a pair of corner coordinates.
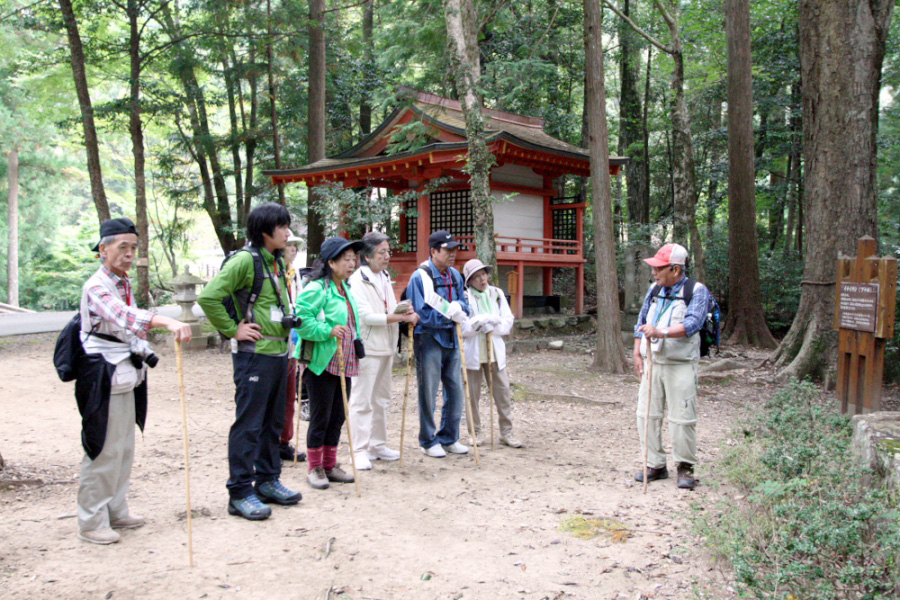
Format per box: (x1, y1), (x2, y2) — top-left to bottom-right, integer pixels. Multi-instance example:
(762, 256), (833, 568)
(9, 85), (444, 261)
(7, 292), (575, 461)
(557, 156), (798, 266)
(632, 243), (711, 490)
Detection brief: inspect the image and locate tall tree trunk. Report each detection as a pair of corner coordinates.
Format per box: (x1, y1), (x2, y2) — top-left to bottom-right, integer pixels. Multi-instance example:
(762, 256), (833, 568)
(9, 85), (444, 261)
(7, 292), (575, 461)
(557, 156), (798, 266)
(58, 0), (110, 223)
(770, 0), (892, 380)
(222, 52), (245, 218)
(127, 0), (149, 306)
(359, 0), (374, 136)
(705, 100), (723, 239)
(723, 0), (776, 348)
(782, 80), (802, 260)
(307, 0), (326, 263)
(443, 0), (497, 274)
(6, 146), (17, 307)
(618, 0), (648, 238)
(585, 0), (626, 374)
(266, 0), (285, 206)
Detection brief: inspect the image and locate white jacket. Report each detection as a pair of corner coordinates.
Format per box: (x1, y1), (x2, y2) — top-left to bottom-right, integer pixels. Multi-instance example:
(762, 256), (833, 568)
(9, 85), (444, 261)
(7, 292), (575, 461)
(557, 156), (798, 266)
(349, 265), (399, 356)
(461, 285), (514, 371)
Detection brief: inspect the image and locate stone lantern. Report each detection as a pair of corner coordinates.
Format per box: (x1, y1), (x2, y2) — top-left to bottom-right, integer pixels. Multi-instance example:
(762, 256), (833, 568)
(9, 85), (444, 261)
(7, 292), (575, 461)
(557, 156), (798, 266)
(169, 267), (208, 348)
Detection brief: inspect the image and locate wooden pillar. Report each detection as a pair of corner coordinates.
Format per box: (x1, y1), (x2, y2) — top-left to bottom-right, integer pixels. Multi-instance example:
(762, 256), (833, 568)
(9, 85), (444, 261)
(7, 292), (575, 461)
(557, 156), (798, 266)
(543, 268), (553, 296)
(416, 185), (430, 265)
(515, 261), (525, 319)
(575, 263), (585, 315)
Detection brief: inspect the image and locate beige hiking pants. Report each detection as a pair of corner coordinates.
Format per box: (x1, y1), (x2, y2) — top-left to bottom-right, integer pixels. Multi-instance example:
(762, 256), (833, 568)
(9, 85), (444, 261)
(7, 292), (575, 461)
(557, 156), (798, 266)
(465, 362), (513, 437)
(636, 361), (698, 468)
(77, 390), (136, 532)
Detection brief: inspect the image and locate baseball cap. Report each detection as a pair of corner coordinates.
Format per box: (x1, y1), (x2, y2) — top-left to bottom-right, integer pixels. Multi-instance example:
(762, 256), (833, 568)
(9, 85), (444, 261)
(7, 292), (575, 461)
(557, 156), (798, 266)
(92, 217), (138, 252)
(428, 230), (460, 249)
(643, 243), (688, 267)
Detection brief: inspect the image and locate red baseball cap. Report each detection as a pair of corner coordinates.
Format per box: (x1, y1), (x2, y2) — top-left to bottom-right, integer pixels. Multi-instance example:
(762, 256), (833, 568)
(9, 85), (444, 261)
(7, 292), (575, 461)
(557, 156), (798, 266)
(643, 243), (688, 267)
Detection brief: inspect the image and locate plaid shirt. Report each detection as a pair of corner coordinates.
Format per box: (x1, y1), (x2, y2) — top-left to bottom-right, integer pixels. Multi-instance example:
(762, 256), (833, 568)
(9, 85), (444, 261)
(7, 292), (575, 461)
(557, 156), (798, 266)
(633, 275), (710, 339)
(86, 266), (153, 338)
(325, 287), (360, 377)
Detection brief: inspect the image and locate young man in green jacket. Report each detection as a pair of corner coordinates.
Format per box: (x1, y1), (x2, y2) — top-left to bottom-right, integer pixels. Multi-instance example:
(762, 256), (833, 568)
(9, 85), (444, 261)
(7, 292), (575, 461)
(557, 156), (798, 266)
(198, 203), (302, 520)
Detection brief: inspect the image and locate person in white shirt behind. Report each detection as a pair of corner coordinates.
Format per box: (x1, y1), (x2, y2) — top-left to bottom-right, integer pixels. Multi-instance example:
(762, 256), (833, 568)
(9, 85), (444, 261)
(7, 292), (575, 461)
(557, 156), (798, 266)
(461, 259), (522, 448)
(347, 232), (418, 470)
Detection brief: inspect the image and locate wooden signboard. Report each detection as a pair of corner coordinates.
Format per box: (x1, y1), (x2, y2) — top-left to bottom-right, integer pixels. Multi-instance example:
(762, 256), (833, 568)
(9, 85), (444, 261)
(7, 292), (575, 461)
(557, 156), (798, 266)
(834, 237), (898, 415)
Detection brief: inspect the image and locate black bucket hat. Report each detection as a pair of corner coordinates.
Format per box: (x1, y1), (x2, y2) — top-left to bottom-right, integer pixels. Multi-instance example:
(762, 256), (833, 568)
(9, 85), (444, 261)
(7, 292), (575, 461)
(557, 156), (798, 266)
(320, 236), (364, 261)
(92, 218), (138, 252)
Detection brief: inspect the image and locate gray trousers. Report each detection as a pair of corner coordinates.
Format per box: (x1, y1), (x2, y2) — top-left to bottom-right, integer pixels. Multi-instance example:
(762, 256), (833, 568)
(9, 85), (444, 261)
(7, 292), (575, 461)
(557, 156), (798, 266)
(465, 362), (513, 437)
(636, 361), (698, 468)
(77, 390), (135, 532)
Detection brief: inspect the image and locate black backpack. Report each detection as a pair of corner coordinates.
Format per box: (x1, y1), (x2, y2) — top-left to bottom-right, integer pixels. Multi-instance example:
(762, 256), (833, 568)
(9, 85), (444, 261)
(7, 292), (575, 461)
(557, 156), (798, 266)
(219, 245), (280, 327)
(649, 278), (721, 357)
(53, 313), (121, 382)
(398, 264), (464, 339)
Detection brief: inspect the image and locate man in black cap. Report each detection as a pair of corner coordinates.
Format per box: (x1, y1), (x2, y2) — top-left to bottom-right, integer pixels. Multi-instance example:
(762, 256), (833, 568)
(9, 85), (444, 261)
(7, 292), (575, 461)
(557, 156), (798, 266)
(75, 217), (193, 544)
(405, 230), (472, 458)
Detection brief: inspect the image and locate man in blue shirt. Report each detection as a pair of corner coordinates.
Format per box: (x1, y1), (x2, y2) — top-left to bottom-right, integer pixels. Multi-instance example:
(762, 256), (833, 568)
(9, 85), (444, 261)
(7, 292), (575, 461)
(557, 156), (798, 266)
(406, 231), (472, 458)
(632, 243), (710, 490)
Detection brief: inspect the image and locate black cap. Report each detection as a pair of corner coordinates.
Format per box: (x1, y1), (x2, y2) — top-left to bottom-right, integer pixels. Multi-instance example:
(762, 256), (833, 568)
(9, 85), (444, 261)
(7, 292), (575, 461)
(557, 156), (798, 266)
(428, 230), (460, 249)
(319, 236), (364, 261)
(92, 218), (138, 252)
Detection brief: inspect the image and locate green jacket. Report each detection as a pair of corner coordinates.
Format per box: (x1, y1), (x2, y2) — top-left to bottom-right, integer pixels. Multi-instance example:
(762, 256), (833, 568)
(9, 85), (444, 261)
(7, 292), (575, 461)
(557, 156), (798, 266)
(293, 278), (361, 375)
(197, 247), (291, 356)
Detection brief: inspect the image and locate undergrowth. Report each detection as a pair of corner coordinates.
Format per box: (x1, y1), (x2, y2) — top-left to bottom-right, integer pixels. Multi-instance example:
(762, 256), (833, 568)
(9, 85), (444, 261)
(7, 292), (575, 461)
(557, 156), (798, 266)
(692, 380), (900, 599)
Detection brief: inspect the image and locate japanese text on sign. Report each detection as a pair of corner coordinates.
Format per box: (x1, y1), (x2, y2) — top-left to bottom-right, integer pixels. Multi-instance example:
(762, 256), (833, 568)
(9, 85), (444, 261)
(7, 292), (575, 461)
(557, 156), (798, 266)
(838, 283), (879, 332)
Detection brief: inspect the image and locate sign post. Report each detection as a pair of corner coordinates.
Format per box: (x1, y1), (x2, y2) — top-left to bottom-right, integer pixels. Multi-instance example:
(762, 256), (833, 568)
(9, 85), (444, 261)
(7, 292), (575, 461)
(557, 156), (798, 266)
(834, 237), (897, 414)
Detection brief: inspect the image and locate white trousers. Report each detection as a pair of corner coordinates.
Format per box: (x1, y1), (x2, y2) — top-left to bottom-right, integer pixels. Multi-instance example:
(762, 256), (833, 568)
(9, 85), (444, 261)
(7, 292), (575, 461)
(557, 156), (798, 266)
(636, 361), (698, 468)
(77, 390), (136, 532)
(348, 354), (393, 453)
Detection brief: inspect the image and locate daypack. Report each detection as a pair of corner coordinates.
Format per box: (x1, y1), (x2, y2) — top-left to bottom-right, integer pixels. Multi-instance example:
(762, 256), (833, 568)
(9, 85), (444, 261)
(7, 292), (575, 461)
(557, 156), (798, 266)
(649, 278), (721, 357)
(53, 312), (120, 382)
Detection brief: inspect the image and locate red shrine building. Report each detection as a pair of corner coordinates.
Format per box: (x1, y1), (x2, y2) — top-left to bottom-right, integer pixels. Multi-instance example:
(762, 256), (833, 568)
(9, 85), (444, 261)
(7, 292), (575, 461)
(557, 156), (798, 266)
(264, 91), (625, 317)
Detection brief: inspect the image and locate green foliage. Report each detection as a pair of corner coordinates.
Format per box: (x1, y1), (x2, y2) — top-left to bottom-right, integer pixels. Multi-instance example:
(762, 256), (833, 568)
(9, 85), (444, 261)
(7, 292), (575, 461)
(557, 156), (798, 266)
(693, 380), (900, 598)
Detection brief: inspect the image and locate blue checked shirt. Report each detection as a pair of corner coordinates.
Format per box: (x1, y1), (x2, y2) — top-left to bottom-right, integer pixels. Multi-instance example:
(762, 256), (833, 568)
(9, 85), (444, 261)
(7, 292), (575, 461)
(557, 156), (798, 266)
(633, 275), (710, 339)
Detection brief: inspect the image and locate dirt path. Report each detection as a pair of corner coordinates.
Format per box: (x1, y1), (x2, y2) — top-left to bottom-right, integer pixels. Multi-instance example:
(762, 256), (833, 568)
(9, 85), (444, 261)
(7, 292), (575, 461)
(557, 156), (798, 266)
(0, 333), (750, 599)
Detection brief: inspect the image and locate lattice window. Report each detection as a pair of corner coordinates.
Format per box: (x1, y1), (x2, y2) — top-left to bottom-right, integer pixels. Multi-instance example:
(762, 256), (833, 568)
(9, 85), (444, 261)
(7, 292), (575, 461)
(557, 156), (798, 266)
(405, 200), (417, 253)
(552, 207), (578, 255)
(430, 189), (473, 250)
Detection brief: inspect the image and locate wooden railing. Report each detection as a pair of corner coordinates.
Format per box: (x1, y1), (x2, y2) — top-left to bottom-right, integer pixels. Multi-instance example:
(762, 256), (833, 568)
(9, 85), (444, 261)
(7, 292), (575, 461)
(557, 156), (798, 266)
(450, 234), (581, 256)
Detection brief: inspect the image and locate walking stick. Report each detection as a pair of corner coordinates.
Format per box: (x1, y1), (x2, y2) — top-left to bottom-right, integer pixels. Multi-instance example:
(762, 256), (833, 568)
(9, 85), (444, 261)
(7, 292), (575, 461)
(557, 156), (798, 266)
(642, 342), (654, 495)
(173, 340), (194, 568)
(293, 363), (302, 468)
(335, 342), (361, 497)
(399, 333), (414, 465)
(486, 332), (495, 450)
(455, 323), (480, 466)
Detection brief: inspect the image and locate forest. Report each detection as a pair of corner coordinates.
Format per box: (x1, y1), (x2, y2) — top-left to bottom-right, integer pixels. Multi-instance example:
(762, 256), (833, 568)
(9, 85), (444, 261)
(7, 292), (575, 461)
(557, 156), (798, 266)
(0, 0), (898, 382)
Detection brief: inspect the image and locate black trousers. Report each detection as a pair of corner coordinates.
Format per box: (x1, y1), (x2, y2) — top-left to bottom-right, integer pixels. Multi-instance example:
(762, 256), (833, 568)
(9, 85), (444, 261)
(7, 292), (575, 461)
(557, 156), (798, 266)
(303, 369), (351, 448)
(227, 352), (287, 500)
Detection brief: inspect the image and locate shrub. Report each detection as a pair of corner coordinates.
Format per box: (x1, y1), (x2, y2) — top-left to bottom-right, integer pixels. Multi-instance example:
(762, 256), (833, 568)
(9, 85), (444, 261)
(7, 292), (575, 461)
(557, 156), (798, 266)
(693, 380), (900, 599)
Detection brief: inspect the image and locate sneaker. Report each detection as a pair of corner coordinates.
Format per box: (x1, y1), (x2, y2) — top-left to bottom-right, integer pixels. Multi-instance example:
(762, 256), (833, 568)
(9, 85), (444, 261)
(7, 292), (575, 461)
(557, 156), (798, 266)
(354, 452), (373, 470)
(676, 463), (697, 490)
(279, 443), (307, 463)
(227, 494), (272, 521)
(500, 435), (523, 448)
(442, 441), (469, 454)
(257, 479), (302, 505)
(633, 466), (669, 483)
(325, 464), (354, 483)
(367, 446), (400, 461)
(307, 466), (330, 490)
(77, 527), (120, 545)
(422, 445), (446, 458)
(110, 514), (145, 529)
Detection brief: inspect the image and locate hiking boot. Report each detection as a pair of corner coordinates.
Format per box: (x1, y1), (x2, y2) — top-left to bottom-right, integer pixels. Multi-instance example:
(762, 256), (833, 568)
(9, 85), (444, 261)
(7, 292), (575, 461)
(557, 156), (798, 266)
(77, 527), (120, 545)
(227, 494), (272, 521)
(500, 435), (523, 448)
(325, 464), (355, 483)
(677, 463), (696, 490)
(257, 479), (302, 505)
(307, 466), (330, 490)
(279, 443), (307, 463)
(110, 514), (145, 529)
(634, 466), (669, 483)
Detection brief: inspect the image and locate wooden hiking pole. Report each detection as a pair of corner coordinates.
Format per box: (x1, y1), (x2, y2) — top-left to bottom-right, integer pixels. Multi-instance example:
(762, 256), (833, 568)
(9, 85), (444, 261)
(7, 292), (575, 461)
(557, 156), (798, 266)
(399, 333), (414, 465)
(486, 332), (495, 450)
(173, 340), (194, 567)
(335, 343), (361, 497)
(293, 363), (302, 467)
(642, 343), (654, 495)
(456, 323), (480, 466)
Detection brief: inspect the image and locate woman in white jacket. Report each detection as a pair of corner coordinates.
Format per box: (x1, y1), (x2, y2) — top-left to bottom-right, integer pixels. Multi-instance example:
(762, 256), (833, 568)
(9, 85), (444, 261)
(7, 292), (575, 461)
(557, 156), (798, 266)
(461, 259), (523, 448)
(348, 232), (419, 470)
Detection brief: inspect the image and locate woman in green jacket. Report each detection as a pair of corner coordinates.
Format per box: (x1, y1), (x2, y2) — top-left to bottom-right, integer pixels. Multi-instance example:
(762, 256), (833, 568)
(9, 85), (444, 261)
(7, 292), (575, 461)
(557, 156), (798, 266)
(294, 237), (364, 490)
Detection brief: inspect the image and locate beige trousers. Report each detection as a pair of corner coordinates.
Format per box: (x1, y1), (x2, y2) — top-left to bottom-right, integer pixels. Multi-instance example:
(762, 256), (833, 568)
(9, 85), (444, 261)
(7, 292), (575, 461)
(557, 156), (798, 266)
(465, 362), (513, 437)
(636, 361), (698, 468)
(77, 390), (136, 532)
(348, 354), (393, 453)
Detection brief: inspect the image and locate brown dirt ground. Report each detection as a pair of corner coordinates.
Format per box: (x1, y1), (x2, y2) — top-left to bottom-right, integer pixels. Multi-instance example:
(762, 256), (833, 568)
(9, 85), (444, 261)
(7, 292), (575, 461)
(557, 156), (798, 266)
(0, 332), (783, 600)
